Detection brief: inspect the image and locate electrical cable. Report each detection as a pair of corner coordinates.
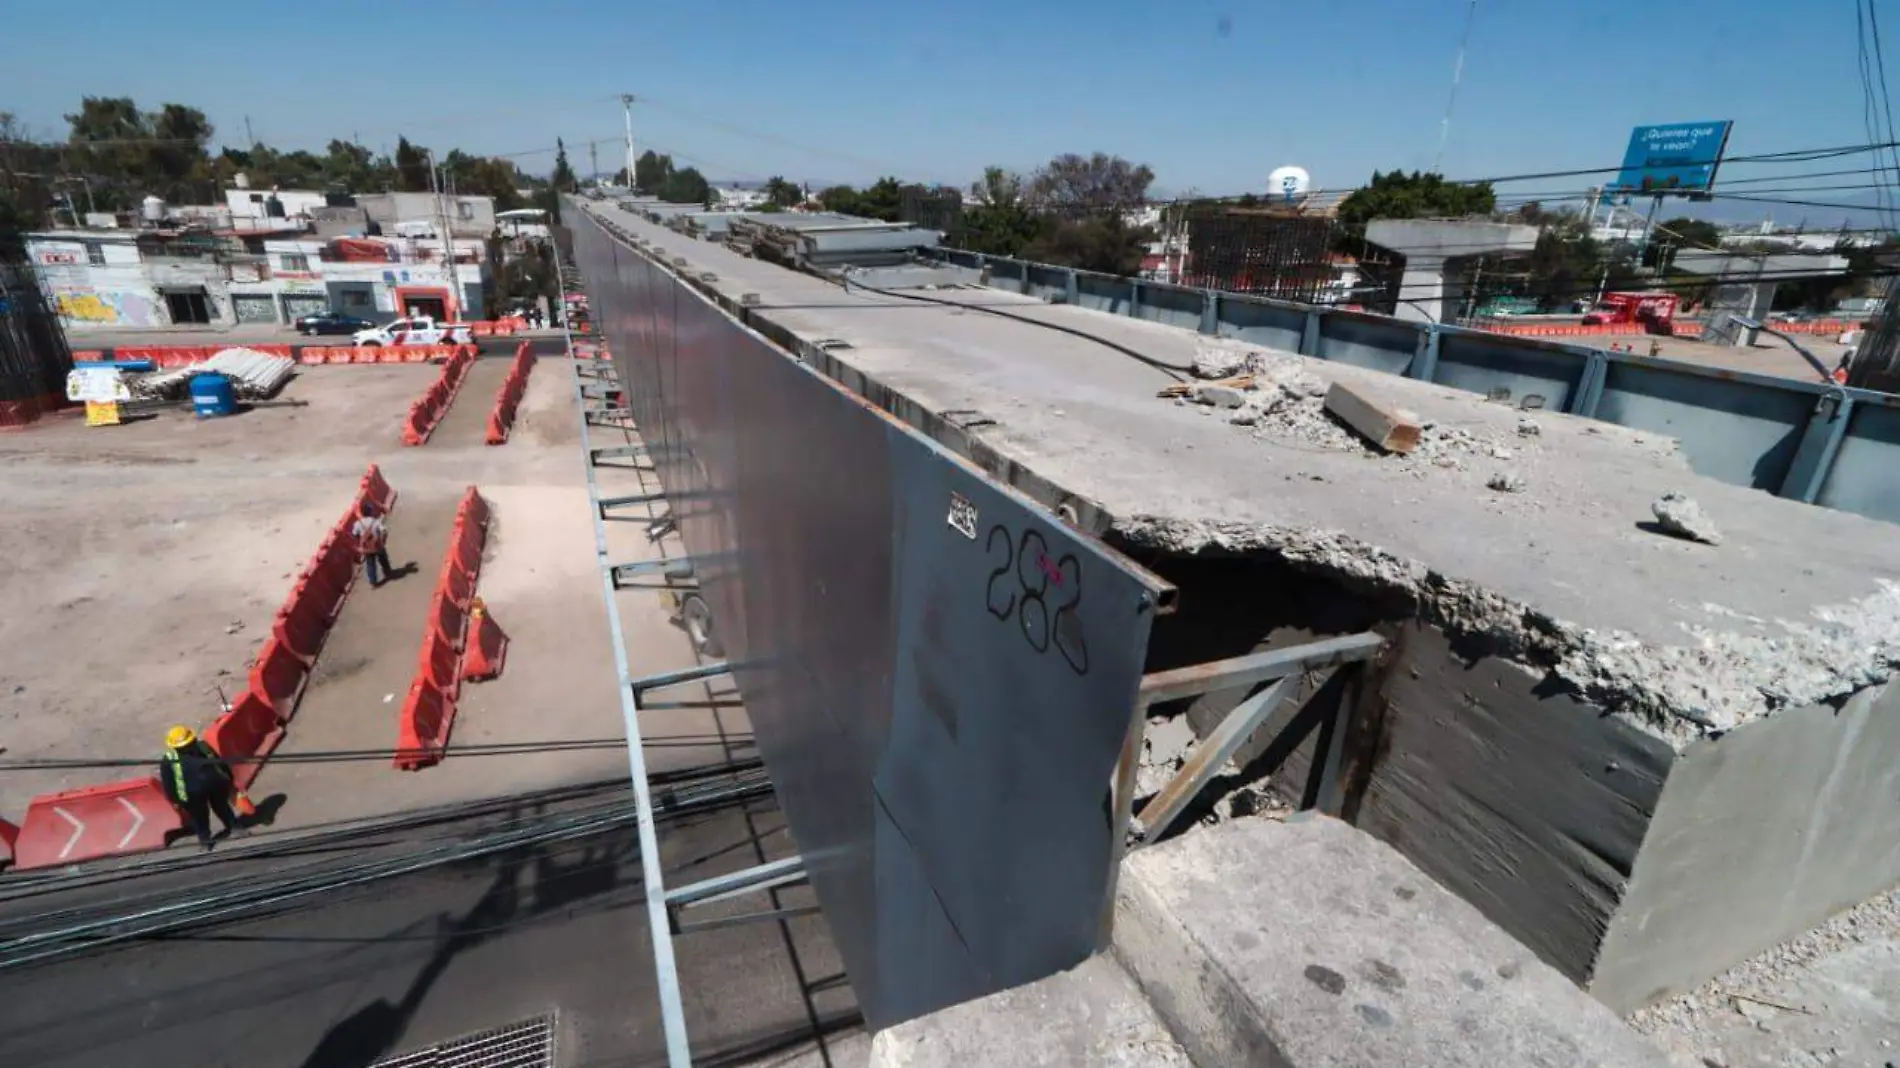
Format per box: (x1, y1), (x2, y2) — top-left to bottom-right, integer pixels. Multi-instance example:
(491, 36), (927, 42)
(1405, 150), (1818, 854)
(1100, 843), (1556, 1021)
(835, 268), (1189, 381)
(0, 760), (764, 903)
(0, 766), (773, 970)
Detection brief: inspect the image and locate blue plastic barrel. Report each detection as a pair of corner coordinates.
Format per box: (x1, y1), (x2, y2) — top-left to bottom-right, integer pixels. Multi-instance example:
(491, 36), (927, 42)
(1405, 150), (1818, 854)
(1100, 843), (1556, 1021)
(189, 372), (237, 418)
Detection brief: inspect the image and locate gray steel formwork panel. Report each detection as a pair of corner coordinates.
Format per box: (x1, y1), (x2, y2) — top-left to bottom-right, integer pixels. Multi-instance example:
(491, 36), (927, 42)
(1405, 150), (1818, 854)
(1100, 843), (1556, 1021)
(1136, 283), (1204, 332)
(1817, 396), (1900, 520)
(1594, 360), (1814, 491)
(1314, 311), (1418, 375)
(1077, 272), (1134, 316)
(573, 215), (1167, 1030)
(1216, 294), (1306, 350)
(1434, 331), (1590, 411)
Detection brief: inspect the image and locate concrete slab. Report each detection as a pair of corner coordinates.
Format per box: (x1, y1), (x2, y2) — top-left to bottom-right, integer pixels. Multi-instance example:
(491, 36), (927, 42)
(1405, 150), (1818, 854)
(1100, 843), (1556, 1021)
(1113, 814), (1675, 1068)
(869, 954), (1193, 1068)
(584, 200), (1900, 743)
(579, 202), (1900, 1016)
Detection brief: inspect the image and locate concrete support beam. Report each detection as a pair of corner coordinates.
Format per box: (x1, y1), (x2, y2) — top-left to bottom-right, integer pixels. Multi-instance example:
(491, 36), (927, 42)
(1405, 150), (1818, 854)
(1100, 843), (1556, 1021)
(1366, 220), (1537, 325)
(1113, 814), (1676, 1068)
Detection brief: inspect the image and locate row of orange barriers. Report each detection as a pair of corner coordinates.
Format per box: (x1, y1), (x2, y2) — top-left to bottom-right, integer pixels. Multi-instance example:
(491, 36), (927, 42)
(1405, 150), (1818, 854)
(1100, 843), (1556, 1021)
(299, 344), (466, 365)
(1, 465), (396, 871)
(402, 347), (478, 446)
(485, 341), (538, 445)
(468, 319), (525, 337)
(396, 487), (505, 769)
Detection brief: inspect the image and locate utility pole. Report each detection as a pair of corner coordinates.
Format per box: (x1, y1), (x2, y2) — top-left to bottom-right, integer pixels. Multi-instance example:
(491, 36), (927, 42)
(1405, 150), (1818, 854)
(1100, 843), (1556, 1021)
(244, 116), (255, 147)
(621, 94), (637, 189)
(426, 149), (459, 319)
(588, 140), (599, 188)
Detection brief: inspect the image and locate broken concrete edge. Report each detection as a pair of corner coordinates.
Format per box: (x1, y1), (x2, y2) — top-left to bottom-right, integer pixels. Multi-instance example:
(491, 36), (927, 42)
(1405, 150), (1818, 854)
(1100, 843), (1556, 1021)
(1113, 514), (1900, 749)
(866, 954), (1193, 1068)
(1112, 813), (1677, 1068)
(578, 201), (1900, 747)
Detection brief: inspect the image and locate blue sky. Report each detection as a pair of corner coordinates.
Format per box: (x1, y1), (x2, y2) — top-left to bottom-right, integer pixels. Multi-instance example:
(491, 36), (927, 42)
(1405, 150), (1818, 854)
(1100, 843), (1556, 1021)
(0, 0), (1887, 204)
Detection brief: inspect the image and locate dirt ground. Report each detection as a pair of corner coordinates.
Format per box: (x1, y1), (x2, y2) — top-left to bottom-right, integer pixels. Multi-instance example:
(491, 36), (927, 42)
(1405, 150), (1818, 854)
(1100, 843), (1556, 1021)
(1613, 334), (1852, 384)
(0, 350), (740, 839)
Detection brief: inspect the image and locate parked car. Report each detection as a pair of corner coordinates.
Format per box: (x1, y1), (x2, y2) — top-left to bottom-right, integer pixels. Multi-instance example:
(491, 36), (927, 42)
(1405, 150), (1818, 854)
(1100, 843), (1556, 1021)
(352, 316), (474, 347)
(295, 311), (375, 336)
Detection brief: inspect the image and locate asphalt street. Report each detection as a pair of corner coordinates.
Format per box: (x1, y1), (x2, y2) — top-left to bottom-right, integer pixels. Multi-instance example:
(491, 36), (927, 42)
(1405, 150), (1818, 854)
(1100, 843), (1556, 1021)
(0, 776), (860, 1068)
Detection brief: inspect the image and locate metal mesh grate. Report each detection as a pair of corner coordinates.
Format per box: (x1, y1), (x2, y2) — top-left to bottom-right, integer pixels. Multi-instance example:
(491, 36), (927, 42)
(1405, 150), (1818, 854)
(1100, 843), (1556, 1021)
(370, 1015), (555, 1068)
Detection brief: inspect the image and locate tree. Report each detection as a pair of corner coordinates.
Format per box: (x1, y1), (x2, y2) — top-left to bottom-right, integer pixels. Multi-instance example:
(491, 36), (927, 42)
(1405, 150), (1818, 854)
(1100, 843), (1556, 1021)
(395, 136), (432, 193)
(1645, 216), (1721, 270)
(659, 166), (710, 206)
(552, 138), (577, 194)
(761, 175), (802, 209)
(817, 184), (862, 215)
(1026, 152), (1154, 216)
(632, 149), (671, 195)
(1026, 214), (1149, 276)
(1337, 170), (1496, 238)
(1521, 215), (1605, 311)
(961, 167), (1043, 258)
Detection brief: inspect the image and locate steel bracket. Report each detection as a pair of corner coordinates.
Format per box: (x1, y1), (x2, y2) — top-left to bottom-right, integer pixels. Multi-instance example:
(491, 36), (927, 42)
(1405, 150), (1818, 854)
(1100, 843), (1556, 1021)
(610, 557), (694, 588)
(629, 660), (731, 697)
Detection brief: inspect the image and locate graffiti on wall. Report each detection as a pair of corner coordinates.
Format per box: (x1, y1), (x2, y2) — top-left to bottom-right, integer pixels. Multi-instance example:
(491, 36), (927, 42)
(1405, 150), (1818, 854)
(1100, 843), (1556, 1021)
(53, 288), (162, 327)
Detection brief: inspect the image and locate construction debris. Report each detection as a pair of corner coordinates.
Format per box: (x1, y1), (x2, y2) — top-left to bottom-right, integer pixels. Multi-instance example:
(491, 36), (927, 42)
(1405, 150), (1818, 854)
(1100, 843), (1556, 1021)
(1652, 493), (1724, 546)
(132, 348), (296, 402)
(1322, 381), (1422, 454)
(1191, 344), (1249, 380)
(1487, 471), (1526, 493)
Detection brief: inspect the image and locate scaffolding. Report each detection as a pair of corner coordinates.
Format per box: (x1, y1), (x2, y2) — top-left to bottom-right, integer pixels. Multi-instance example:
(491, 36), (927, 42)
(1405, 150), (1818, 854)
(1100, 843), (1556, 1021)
(0, 261), (75, 427)
(1170, 203), (1340, 303)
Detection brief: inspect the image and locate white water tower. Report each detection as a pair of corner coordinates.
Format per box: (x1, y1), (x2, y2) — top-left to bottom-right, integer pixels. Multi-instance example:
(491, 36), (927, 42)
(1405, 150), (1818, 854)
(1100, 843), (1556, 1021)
(140, 195), (167, 226)
(1267, 165), (1311, 205)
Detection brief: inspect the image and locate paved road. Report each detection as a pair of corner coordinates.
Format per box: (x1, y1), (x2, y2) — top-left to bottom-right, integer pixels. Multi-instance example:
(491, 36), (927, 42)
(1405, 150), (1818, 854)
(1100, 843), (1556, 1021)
(0, 778), (860, 1068)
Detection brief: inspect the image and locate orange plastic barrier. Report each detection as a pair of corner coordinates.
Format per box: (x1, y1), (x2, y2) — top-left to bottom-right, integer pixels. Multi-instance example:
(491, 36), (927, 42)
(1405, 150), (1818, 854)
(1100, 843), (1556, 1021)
(203, 694), (285, 793)
(0, 818), (16, 869)
(418, 627), (462, 694)
(484, 341), (537, 445)
(299, 345), (457, 365)
(360, 462), (398, 518)
(400, 347), (478, 446)
(463, 602), (508, 682)
(393, 485), (491, 770)
(248, 636), (306, 722)
(394, 679), (456, 770)
(12, 777), (184, 870)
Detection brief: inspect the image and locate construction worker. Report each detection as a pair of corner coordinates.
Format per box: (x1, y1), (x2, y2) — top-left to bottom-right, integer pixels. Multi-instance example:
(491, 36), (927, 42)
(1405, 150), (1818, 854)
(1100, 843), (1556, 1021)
(352, 499), (394, 587)
(160, 726), (245, 852)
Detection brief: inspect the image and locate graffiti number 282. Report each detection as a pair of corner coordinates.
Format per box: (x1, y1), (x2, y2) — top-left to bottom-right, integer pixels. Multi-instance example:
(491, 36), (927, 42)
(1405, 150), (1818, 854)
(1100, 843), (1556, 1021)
(984, 524), (1089, 675)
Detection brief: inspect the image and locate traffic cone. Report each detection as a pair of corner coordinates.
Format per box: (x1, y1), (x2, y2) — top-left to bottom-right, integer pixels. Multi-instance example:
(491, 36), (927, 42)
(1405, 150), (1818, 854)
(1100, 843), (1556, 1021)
(462, 598), (509, 682)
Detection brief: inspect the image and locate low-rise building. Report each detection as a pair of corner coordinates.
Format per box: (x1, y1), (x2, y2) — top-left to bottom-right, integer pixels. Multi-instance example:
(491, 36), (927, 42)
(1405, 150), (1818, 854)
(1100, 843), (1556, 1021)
(357, 192), (496, 239)
(27, 227), (491, 330)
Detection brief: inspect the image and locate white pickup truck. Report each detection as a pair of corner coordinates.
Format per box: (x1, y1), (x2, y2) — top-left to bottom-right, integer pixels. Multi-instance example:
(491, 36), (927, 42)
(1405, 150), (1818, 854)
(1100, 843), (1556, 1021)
(352, 316), (474, 347)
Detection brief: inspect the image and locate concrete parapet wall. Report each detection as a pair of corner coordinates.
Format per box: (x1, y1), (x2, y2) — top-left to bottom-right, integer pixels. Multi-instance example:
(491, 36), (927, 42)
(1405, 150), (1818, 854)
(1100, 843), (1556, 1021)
(1594, 679), (1900, 1008)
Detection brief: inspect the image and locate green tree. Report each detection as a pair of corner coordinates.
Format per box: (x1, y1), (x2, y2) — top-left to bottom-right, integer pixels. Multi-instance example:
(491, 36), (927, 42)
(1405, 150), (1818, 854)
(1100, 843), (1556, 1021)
(1026, 214), (1149, 276)
(761, 175), (802, 208)
(632, 149), (671, 194)
(552, 138), (577, 194)
(659, 166), (711, 206)
(394, 136), (432, 193)
(960, 166), (1044, 257)
(1521, 215), (1605, 312)
(817, 184), (862, 214)
(1645, 216), (1722, 270)
(1337, 170), (1496, 238)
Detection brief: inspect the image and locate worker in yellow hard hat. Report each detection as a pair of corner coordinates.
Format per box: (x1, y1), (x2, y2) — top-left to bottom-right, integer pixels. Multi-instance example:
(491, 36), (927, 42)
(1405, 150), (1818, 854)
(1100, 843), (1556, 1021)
(159, 725), (247, 852)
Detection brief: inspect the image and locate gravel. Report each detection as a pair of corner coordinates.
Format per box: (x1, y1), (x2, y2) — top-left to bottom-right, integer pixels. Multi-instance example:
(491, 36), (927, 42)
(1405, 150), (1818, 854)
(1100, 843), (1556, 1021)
(1629, 882), (1900, 1067)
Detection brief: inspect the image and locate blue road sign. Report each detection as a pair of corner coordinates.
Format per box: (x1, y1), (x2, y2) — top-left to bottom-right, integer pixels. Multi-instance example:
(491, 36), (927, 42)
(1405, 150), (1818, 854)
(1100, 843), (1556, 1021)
(1609, 121), (1733, 194)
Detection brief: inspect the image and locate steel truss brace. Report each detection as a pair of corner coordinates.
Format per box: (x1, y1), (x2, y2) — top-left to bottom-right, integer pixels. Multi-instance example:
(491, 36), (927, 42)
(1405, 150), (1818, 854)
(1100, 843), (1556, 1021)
(664, 856), (815, 935)
(1130, 632), (1384, 845)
